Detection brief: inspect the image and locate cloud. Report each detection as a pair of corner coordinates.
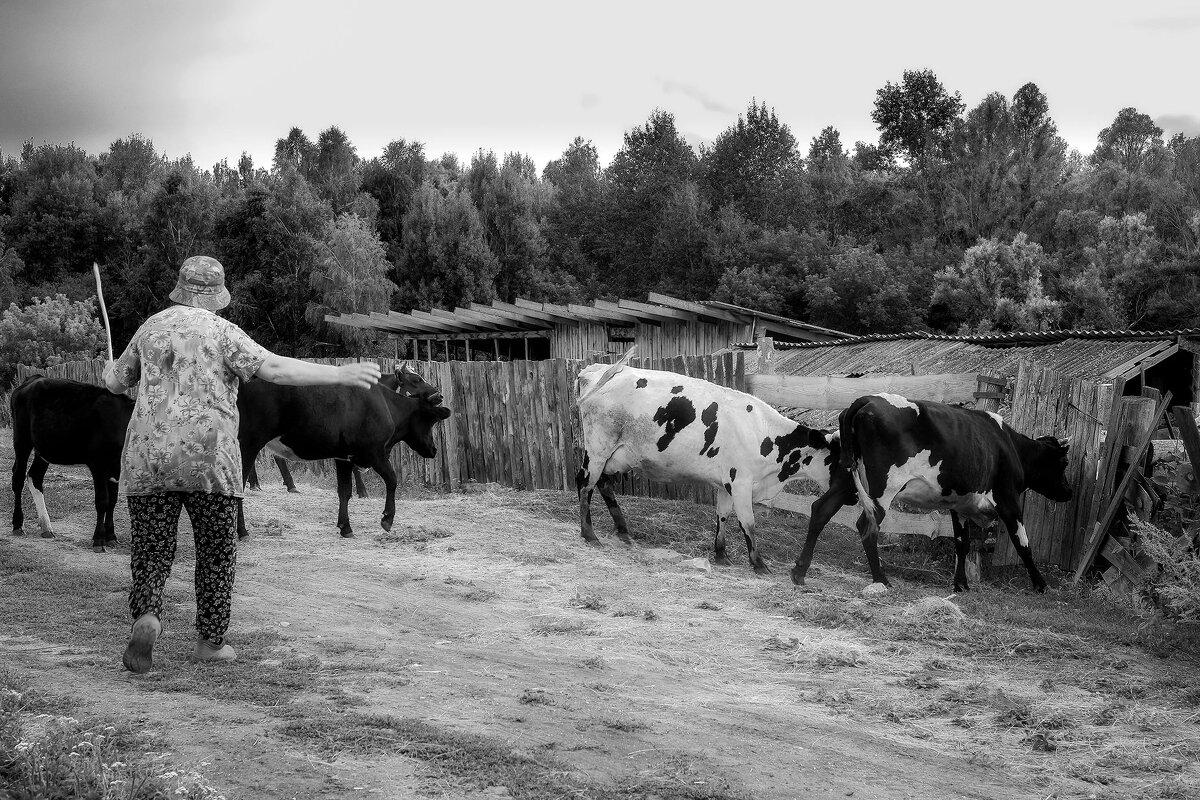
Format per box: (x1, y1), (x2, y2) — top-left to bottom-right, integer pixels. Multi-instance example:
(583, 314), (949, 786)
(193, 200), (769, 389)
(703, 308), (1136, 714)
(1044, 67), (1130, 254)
(1156, 114), (1200, 137)
(658, 79), (736, 115)
(1128, 14), (1200, 30)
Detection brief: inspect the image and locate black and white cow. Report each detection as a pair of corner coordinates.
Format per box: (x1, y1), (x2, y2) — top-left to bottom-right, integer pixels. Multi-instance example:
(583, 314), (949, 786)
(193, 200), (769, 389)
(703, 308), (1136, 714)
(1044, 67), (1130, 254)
(791, 393), (1072, 592)
(235, 365), (452, 538)
(575, 355), (839, 574)
(9, 375), (134, 552)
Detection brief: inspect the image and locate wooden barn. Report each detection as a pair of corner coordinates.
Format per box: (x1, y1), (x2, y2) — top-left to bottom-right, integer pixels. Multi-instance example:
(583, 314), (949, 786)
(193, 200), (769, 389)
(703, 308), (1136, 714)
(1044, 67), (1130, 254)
(325, 293), (850, 361)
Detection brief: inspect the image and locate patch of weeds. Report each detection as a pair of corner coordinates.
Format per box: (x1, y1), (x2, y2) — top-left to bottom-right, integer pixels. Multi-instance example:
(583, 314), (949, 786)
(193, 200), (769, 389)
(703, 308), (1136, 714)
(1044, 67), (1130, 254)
(519, 689), (552, 706)
(530, 617), (593, 636)
(697, 601), (721, 611)
(805, 687), (855, 711)
(278, 711), (729, 799)
(325, 686), (368, 708)
(902, 673), (942, 690)
(762, 635), (799, 653)
(462, 588), (498, 602)
(811, 646), (863, 669)
(613, 751), (746, 800)
(511, 551), (559, 566)
(600, 716), (649, 732)
(993, 693), (1076, 739)
(569, 590), (606, 611)
(642, 609), (659, 621)
(0, 668), (224, 800)
(1097, 749), (1187, 774)
(788, 596), (875, 630)
(580, 656), (606, 670)
(377, 524), (454, 544)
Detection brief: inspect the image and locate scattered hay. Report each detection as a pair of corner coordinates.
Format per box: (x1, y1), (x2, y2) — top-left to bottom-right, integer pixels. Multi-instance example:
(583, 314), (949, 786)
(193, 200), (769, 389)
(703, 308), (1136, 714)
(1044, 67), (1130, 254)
(902, 596), (967, 624)
(529, 616), (592, 636)
(569, 589), (606, 612)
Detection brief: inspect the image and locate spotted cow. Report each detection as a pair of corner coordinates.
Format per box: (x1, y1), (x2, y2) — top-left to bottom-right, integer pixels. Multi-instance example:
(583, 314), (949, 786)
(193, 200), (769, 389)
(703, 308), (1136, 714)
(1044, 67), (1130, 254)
(791, 393), (1072, 592)
(575, 354), (838, 574)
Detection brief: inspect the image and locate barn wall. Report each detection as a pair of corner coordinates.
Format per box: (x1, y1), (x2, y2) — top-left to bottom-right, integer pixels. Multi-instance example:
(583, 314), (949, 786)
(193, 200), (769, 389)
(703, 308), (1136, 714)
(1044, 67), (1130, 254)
(548, 320), (748, 361)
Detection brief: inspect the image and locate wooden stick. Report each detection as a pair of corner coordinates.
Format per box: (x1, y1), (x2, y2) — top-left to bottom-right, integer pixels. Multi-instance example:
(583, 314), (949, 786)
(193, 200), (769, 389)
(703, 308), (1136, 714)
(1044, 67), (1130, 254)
(92, 262), (114, 362)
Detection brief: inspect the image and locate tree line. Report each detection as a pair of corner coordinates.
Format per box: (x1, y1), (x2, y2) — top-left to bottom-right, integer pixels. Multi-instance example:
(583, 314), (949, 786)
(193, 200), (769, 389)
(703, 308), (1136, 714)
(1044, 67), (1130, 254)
(0, 68), (1197, 371)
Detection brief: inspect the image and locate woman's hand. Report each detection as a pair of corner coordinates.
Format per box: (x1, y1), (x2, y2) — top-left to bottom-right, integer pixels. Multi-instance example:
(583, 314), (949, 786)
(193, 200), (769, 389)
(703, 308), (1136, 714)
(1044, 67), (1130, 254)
(337, 361), (382, 390)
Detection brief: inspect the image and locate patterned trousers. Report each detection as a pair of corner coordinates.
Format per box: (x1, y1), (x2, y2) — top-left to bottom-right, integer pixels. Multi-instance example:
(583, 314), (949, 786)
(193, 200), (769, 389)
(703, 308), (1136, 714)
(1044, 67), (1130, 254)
(127, 492), (240, 644)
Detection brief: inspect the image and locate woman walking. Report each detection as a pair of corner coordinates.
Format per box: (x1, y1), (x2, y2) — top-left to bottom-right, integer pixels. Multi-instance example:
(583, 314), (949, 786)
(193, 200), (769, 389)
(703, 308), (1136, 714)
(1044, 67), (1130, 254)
(103, 255), (381, 673)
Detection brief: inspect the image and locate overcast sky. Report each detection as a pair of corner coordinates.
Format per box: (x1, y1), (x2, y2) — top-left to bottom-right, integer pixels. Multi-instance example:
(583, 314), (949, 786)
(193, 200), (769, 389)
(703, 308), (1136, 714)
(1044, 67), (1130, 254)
(2, 0), (1198, 173)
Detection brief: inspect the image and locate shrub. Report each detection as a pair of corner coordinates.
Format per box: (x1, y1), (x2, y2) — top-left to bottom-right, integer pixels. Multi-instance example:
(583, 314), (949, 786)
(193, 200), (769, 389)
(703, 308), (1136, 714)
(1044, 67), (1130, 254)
(0, 294), (106, 389)
(1131, 515), (1200, 626)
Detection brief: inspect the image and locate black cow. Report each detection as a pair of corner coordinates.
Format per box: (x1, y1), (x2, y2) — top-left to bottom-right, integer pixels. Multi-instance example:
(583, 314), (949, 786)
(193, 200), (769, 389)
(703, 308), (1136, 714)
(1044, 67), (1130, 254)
(9, 375), (133, 552)
(235, 364), (452, 538)
(791, 393), (1072, 592)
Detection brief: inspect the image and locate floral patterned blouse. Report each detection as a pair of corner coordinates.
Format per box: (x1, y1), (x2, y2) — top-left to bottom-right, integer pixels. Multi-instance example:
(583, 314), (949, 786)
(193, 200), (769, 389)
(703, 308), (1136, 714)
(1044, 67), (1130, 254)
(109, 305), (270, 496)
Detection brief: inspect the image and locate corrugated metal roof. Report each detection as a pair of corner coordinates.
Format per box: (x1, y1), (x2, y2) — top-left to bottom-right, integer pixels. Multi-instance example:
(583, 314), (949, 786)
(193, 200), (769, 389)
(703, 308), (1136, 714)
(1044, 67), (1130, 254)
(756, 328), (1200, 348)
(749, 337), (1182, 383)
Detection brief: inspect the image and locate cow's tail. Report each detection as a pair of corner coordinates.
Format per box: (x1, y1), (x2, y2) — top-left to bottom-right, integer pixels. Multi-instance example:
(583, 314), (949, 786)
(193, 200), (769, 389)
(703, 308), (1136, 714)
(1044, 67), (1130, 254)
(577, 346), (637, 405)
(839, 399), (882, 538)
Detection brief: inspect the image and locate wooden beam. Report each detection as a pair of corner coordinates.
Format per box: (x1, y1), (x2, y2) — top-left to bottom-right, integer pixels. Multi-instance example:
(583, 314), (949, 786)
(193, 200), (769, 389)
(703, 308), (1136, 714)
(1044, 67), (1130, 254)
(418, 309), (487, 332)
(368, 311), (449, 334)
(472, 302), (555, 327)
(748, 372), (987, 410)
(617, 298), (699, 323)
(1171, 406), (1200, 486)
(647, 292), (744, 323)
(513, 298), (579, 323)
(403, 311), (467, 333)
(582, 301), (646, 325)
(451, 306), (529, 331)
(1103, 342), (1179, 379)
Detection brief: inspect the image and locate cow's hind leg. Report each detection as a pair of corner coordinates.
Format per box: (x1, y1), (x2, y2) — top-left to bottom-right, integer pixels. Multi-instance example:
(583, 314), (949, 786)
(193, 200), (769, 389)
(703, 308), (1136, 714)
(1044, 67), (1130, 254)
(89, 464), (110, 552)
(951, 512), (971, 592)
(371, 456), (398, 534)
(275, 457), (300, 494)
(335, 459), (356, 538)
(713, 490), (734, 566)
(731, 486), (769, 574)
(11, 435), (30, 536)
(596, 475), (630, 544)
(792, 472), (856, 586)
(28, 456), (54, 538)
(576, 453), (602, 545)
(999, 505), (1047, 592)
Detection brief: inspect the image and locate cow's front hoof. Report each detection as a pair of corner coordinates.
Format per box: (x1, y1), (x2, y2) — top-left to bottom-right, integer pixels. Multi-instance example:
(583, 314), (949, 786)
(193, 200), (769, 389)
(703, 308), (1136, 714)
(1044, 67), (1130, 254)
(104, 537), (120, 547)
(953, 582), (970, 593)
(40, 529), (54, 539)
(1033, 582), (1048, 594)
(789, 567), (807, 586)
(237, 531), (249, 541)
(288, 488), (301, 494)
(12, 527), (24, 537)
(615, 534), (633, 545)
(340, 529), (355, 539)
(713, 556), (732, 567)
(752, 564), (772, 576)
(93, 544), (106, 553)
(380, 519), (393, 532)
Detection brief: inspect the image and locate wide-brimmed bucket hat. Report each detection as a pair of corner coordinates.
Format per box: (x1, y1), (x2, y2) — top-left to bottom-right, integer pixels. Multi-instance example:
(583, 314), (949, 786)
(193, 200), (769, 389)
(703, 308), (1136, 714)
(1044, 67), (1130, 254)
(169, 255), (231, 311)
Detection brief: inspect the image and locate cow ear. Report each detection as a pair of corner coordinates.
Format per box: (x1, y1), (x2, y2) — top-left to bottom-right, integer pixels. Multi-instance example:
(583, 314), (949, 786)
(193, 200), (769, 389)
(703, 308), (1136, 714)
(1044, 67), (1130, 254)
(1057, 435), (1071, 451)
